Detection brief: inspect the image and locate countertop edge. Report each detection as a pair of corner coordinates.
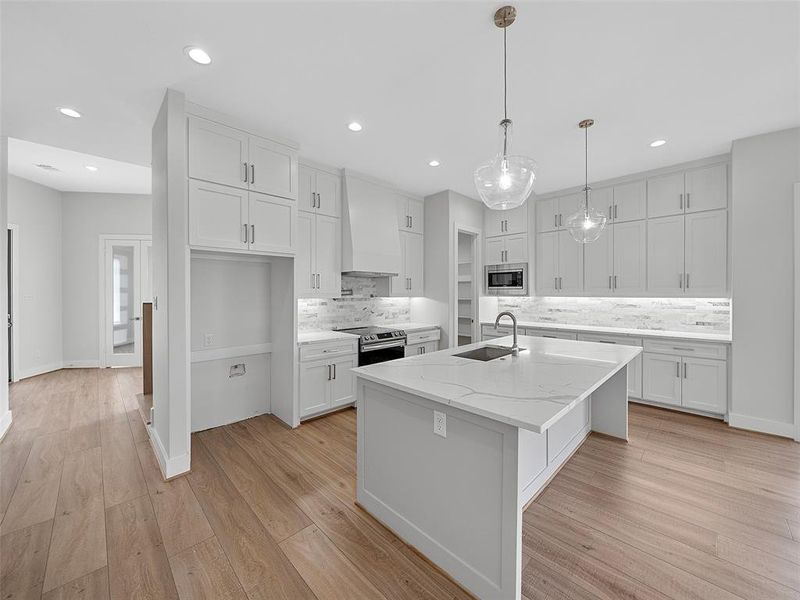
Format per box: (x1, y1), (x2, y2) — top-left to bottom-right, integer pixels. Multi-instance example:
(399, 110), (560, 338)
(482, 321), (731, 343)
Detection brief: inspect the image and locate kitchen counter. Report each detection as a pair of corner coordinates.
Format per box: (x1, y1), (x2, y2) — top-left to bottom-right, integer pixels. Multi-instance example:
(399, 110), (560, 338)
(354, 335), (639, 599)
(483, 320), (732, 343)
(379, 322), (440, 333)
(297, 330), (358, 345)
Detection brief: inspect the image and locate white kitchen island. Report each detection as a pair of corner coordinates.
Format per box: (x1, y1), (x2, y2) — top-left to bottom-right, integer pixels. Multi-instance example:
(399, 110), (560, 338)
(352, 335), (642, 600)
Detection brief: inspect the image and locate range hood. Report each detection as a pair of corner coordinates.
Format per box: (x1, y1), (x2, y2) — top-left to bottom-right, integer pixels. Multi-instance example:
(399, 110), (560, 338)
(341, 170), (402, 277)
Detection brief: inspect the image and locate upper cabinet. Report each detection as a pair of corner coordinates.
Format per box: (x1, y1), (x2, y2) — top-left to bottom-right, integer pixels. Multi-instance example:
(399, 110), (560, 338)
(611, 180), (646, 223)
(296, 212), (341, 298)
(396, 195), (424, 234)
(535, 194), (580, 233)
(485, 203), (527, 237)
(299, 164), (341, 218)
(535, 230), (582, 295)
(647, 163), (727, 218)
(391, 231), (424, 297)
(188, 116), (298, 201)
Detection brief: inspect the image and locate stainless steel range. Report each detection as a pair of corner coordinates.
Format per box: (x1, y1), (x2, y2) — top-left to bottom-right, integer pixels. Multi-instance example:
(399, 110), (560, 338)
(337, 326), (407, 366)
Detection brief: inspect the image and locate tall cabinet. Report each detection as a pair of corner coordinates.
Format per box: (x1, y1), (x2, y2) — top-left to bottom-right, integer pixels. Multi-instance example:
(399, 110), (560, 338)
(391, 194), (425, 297)
(296, 163), (342, 298)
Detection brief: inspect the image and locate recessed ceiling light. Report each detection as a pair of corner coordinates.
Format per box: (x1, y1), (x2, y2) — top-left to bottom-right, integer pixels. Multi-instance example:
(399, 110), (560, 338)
(428, 160), (440, 167)
(85, 165), (98, 172)
(57, 107), (81, 118)
(185, 46), (212, 65)
(347, 122), (363, 132)
(34, 163), (60, 172)
(649, 139), (667, 148)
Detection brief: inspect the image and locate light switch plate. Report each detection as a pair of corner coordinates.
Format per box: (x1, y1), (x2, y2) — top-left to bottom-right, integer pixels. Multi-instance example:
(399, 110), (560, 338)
(433, 411), (446, 438)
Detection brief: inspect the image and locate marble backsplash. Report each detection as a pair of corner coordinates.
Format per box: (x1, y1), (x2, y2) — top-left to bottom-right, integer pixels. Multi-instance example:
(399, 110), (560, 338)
(298, 276), (410, 331)
(495, 297), (731, 334)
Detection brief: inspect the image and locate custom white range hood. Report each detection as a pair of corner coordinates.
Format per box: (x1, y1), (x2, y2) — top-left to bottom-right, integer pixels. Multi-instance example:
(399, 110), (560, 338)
(341, 170), (402, 277)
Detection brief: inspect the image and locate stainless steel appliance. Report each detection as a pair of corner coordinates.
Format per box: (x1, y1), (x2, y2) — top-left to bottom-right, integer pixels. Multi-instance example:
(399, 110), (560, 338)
(485, 263), (528, 295)
(337, 326), (407, 366)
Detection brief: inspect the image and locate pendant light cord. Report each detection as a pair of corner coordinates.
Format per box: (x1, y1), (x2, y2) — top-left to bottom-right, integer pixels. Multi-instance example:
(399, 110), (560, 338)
(503, 26), (508, 121)
(584, 124), (590, 216)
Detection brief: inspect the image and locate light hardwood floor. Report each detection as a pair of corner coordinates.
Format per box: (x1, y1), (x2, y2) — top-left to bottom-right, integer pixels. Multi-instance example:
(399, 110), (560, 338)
(1, 368), (799, 599)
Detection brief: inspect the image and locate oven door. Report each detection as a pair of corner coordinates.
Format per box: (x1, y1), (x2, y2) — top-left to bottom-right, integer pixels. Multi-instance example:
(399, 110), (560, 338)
(486, 264), (527, 295)
(359, 340), (406, 366)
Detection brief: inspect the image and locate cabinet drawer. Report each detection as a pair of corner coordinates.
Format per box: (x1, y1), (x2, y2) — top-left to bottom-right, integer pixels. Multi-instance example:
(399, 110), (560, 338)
(406, 328), (440, 345)
(299, 340), (357, 362)
(525, 328), (578, 341)
(577, 333), (643, 347)
(643, 339), (727, 360)
(481, 324), (513, 337)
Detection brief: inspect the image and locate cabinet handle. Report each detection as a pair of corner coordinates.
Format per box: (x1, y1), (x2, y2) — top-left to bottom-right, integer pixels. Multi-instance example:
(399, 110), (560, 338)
(243, 224), (248, 244)
(679, 193), (683, 210)
(609, 205), (612, 220)
(686, 193), (691, 209)
(243, 162), (248, 183)
(685, 273), (690, 289)
(410, 216), (413, 228)
(679, 273), (683, 289)
(250, 164), (255, 184)
(608, 275), (612, 289)
(683, 362), (687, 379)
(614, 205), (618, 219)
(559, 213), (563, 227)
(311, 273), (315, 289)
(251, 224), (255, 244)
(312, 192), (316, 208)
(333, 363), (336, 379)
(676, 361), (680, 378)
(316, 273), (320, 289)
(554, 277), (558, 290)
(327, 365), (331, 380)
(318, 192), (322, 209)
(613, 275), (617, 289)
(554, 214), (558, 229)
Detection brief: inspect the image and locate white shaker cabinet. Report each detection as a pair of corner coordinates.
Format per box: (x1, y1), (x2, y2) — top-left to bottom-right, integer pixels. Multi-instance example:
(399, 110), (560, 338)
(685, 164), (727, 214)
(684, 209), (727, 295)
(613, 220), (647, 294)
(248, 192), (297, 255)
(297, 212), (341, 297)
(330, 356), (357, 408)
(535, 230), (582, 294)
(188, 180), (249, 251)
(299, 361), (331, 417)
(681, 357), (727, 413)
(647, 215), (685, 294)
(486, 204), (527, 237)
(299, 339), (358, 419)
(391, 231), (424, 297)
(299, 164), (341, 218)
(583, 224), (614, 295)
(397, 195), (424, 234)
(248, 134), (298, 200)
(536, 194), (581, 233)
(535, 232), (558, 295)
(642, 353), (683, 407)
(486, 234), (527, 265)
(647, 172), (685, 218)
(611, 180), (646, 223)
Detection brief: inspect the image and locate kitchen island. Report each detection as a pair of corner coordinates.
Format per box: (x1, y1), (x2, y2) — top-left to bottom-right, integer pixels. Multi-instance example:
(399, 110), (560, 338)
(352, 335), (642, 600)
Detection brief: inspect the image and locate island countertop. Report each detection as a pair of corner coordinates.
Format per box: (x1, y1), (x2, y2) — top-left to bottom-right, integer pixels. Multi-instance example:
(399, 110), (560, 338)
(351, 335), (642, 434)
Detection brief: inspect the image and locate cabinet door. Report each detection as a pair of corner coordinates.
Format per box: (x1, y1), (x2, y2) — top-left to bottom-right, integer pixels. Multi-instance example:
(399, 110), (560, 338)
(406, 198), (424, 234)
(484, 208), (505, 237)
(558, 230), (583, 294)
(299, 361), (331, 417)
(315, 170), (342, 219)
(421, 341), (438, 354)
(504, 234), (528, 263)
(613, 180), (646, 223)
(681, 357), (727, 414)
(583, 224), (613, 294)
(557, 194), (582, 228)
(503, 204), (527, 236)
(396, 197), (409, 230)
(404, 343), (422, 357)
(647, 215), (685, 294)
(298, 165), (316, 213)
(591, 187), (614, 223)
(296, 211), (315, 296)
(628, 353), (643, 399)
(188, 117), (249, 190)
(535, 232), (558, 294)
(685, 210), (727, 295)
(613, 220), (647, 294)
(405, 232), (424, 296)
(535, 198), (558, 233)
(642, 353), (682, 406)
(188, 180), (248, 250)
(314, 215), (341, 297)
(647, 172), (685, 218)
(390, 231), (409, 297)
(485, 237), (505, 265)
(685, 164), (727, 213)
(248, 135), (298, 200)
(330, 356), (357, 408)
(248, 192), (296, 254)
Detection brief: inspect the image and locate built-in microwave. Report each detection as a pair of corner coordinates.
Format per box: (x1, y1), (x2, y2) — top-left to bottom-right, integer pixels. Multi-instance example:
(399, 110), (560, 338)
(485, 263), (528, 296)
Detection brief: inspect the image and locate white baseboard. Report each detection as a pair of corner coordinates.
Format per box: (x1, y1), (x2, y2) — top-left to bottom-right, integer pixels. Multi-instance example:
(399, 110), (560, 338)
(148, 424), (190, 479)
(728, 412), (795, 439)
(62, 360), (100, 369)
(17, 362), (64, 380)
(0, 410), (12, 441)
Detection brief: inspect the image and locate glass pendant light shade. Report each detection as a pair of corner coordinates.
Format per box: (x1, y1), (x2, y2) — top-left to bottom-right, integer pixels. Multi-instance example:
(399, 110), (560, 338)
(566, 189), (608, 243)
(474, 119), (537, 210)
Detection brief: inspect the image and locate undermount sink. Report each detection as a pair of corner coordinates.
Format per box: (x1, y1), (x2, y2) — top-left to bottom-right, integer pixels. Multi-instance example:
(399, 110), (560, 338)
(454, 345), (515, 362)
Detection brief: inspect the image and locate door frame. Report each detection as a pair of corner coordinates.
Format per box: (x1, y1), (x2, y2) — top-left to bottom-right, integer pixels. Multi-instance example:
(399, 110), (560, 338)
(794, 183), (800, 442)
(452, 223), (482, 348)
(98, 234), (152, 368)
(7, 224), (19, 382)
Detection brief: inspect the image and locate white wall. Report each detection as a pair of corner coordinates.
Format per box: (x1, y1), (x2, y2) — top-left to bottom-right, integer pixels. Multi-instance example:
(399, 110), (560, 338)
(731, 127), (800, 437)
(0, 137), (11, 437)
(7, 175), (63, 378)
(61, 191), (150, 366)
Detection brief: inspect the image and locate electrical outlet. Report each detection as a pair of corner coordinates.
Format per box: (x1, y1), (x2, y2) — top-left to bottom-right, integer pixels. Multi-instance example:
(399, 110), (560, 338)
(203, 333), (215, 347)
(433, 411), (446, 438)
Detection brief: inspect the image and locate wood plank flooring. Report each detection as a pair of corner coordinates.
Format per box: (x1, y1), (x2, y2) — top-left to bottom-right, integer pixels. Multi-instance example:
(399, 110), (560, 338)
(1, 368), (798, 599)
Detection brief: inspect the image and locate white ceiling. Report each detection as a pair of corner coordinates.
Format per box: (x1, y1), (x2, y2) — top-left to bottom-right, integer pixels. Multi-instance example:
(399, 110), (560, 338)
(8, 138), (151, 194)
(2, 1), (798, 198)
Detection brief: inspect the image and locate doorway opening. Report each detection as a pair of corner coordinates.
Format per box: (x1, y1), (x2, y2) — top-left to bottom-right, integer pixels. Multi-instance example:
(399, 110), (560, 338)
(99, 235), (152, 368)
(7, 225), (19, 383)
(455, 227), (480, 346)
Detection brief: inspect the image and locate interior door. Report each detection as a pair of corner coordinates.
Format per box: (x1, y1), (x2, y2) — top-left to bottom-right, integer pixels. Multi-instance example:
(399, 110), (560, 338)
(104, 239), (149, 367)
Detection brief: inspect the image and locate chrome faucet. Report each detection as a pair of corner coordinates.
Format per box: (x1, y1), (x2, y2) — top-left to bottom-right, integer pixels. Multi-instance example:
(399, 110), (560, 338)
(495, 311), (520, 356)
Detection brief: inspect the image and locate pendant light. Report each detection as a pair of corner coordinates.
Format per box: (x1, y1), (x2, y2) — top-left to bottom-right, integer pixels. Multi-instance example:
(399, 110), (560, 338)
(566, 119), (607, 243)
(474, 6), (537, 211)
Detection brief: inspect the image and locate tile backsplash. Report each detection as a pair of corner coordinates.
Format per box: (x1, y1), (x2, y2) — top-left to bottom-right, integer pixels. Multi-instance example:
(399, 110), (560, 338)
(495, 297), (731, 334)
(298, 276), (410, 331)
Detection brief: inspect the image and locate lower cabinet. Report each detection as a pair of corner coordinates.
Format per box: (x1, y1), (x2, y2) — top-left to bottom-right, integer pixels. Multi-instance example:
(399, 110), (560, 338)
(577, 333), (643, 399)
(525, 328), (578, 341)
(298, 339), (358, 419)
(405, 341), (438, 357)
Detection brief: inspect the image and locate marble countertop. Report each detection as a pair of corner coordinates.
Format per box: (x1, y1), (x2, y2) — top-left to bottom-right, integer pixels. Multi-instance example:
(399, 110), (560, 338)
(381, 322), (440, 333)
(297, 330), (359, 345)
(352, 335), (642, 434)
(482, 321), (731, 343)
